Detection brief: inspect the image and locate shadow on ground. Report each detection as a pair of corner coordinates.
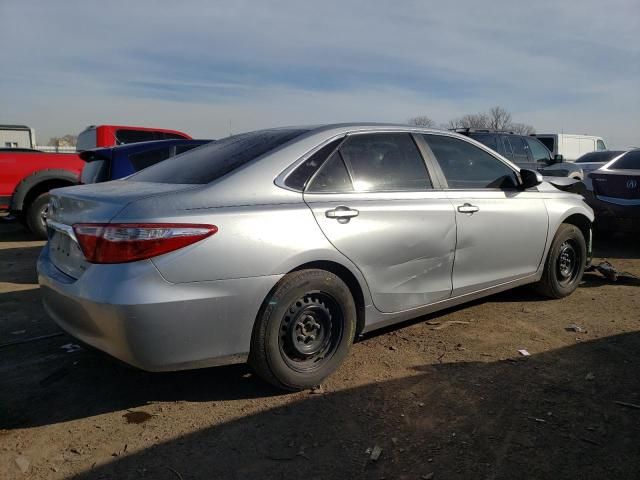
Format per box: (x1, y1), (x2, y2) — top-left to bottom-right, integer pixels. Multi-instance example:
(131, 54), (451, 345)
(30, 332), (640, 480)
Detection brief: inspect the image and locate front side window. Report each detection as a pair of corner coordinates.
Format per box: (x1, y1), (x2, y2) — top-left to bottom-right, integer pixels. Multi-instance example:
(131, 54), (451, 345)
(597, 139), (606, 151)
(526, 138), (552, 163)
(423, 134), (519, 189)
(338, 133), (432, 192)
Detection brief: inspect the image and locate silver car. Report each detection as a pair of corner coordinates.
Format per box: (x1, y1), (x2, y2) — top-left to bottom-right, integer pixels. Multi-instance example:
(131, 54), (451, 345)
(38, 124), (594, 390)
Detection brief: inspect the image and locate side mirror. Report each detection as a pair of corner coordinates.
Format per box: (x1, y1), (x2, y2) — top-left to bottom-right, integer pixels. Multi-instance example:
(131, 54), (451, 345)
(520, 169), (543, 189)
(553, 154), (564, 163)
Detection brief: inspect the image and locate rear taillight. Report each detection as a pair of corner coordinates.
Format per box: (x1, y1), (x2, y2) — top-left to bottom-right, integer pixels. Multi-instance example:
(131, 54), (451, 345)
(73, 223), (217, 263)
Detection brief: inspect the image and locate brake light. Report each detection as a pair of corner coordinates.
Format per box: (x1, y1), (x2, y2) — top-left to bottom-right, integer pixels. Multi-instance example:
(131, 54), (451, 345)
(73, 223), (217, 263)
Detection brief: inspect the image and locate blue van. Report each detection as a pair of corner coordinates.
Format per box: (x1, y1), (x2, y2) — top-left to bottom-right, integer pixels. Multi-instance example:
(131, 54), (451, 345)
(80, 139), (213, 183)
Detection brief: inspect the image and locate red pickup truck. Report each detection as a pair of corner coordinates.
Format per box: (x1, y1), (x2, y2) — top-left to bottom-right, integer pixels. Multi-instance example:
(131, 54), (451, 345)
(1, 125), (191, 238)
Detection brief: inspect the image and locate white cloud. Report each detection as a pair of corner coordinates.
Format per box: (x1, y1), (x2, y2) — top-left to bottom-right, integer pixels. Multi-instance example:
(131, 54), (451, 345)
(1, 0), (638, 148)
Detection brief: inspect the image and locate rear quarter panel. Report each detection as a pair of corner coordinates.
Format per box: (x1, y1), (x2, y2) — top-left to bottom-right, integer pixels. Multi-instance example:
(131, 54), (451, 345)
(140, 203), (372, 308)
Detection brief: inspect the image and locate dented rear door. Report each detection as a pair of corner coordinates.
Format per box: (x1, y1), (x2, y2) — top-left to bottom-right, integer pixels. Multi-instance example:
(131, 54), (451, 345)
(305, 190), (456, 313)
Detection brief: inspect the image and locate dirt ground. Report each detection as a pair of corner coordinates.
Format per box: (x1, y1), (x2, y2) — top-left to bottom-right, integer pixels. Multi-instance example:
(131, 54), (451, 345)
(0, 221), (639, 480)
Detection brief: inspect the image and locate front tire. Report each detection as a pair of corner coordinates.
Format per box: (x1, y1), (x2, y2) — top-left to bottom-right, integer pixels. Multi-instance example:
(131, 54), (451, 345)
(535, 223), (586, 298)
(26, 193), (50, 239)
(249, 269), (356, 390)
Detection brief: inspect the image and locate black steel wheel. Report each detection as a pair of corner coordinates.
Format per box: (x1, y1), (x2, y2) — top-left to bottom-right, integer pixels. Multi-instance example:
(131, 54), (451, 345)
(535, 223), (587, 299)
(250, 269), (356, 390)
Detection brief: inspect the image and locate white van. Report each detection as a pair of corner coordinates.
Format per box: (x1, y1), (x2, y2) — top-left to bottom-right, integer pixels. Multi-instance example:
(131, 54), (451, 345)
(532, 134), (607, 162)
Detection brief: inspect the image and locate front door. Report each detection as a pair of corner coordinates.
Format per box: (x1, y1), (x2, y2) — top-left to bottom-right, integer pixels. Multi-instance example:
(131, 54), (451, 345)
(303, 132), (457, 313)
(421, 133), (549, 296)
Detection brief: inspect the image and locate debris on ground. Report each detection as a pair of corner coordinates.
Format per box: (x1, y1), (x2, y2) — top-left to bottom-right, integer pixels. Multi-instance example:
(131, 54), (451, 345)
(585, 372), (595, 381)
(422, 473), (434, 480)
(14, 455), (30, 474)
(566, 323), (584, 333)
(388, 345), (397, 351)
(11, 330), (26, 335)
(369, 445), (382, 461)
(60, 343), (82, 353)
(310, 384), (325, 394)
(588, 261), (640, 283)
(123, 411), (154, 424)
(518, 349), (531, 357)
(431, 320), (470, 331)
(425, 320), (440, 326)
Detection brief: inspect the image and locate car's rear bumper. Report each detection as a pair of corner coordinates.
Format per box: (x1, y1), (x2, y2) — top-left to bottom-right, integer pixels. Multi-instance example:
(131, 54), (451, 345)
(37, 245), (282, 371)
(587, 194), (640, 232)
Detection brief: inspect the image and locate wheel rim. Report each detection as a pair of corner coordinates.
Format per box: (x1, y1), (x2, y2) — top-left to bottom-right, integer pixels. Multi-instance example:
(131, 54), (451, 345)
(40, 204), (49, 228)
(556, 240), (580, 286)
(278, 292), (343, 373)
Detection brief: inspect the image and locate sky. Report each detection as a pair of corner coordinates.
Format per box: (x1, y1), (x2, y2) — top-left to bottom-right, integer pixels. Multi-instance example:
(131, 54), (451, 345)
(1, 0), (638, 148)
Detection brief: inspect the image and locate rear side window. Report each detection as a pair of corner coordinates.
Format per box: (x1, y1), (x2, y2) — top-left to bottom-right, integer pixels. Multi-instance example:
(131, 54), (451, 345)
(611, 150), (640, 170)
(508, 136), (529, 163)
(339, 133), (432, 191)
(286, 137), (344, 190)
(129, 129), (308, 184)
(423, 134), (519, 189)
(115, 129), (158, 144)
(164, 132), (189, 140)
(306, 151), (353, 193)
(128, 147), (172, 172)
(469, 133), (499, 152)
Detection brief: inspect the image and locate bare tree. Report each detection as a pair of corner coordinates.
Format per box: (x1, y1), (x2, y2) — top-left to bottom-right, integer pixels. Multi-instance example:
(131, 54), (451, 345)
(447, 113), (490, 129)
(445, 106), (535, 134)
(488, 106), (512, 130)
(47, 134), (78, 147)
(510, 122), (536, 135)
(408, 115), (436, 128)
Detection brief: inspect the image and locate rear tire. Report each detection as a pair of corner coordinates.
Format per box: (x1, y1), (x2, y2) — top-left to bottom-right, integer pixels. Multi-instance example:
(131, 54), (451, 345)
(535, 224), (586, 298)
(249, 269), (356, 390)
(26, 193), (50, 239)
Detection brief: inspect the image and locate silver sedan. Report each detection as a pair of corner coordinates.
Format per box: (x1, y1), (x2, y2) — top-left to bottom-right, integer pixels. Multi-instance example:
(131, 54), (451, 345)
(38, 124), (594, 390)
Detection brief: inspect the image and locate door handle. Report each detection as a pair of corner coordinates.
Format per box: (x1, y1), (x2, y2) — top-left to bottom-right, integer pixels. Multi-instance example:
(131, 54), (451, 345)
(457, 203), (479, 214)
(326, 206), (359, 223)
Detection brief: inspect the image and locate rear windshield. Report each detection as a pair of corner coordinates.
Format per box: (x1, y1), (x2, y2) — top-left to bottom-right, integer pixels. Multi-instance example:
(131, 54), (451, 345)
(610, 150), (640, 170)
(128, 129), (308, 184)
(575, 150), (624, 163)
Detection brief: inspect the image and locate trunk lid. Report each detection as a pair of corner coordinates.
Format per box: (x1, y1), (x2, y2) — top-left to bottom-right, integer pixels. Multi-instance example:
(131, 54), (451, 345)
(47, 181), (195, 278)
(591, 170), (640, 200)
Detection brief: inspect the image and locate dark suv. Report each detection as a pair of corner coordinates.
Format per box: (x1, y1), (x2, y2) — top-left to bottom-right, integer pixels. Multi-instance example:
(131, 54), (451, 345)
(455, 129), (584, 180)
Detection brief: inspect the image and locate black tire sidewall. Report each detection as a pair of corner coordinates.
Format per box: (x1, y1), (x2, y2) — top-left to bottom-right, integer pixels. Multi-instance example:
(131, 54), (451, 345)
(26, 193), (50, 239)
(545, 224), (586, 297)
(257, 270), (356, 390)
